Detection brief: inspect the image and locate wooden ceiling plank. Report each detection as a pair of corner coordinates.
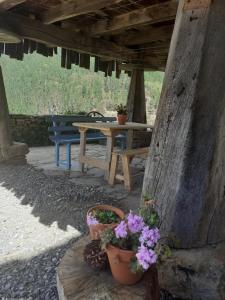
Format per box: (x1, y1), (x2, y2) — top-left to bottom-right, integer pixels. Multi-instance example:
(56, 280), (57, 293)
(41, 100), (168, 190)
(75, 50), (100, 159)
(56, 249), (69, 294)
(0, 0), (25, 10)
(42, 0), (124, 25)
(0, 12), (138, 62)
(89, 1), (178, 36)
(114, 24), (174, 46)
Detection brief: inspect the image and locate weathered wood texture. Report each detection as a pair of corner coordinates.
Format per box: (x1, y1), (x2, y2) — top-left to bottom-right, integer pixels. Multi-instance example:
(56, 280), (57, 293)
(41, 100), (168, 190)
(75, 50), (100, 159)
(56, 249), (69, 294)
(127, 69), (146, 124)
(0, 1), (178, 71)
(57, 236), (146, 300)
(88, 1), (178, 36)
(0, 65), (12, 147)
(142, 0), (225, 248)
(0, 0), (25, 10)
(42, 0), (124, 24)
(0, 12), (136, 62)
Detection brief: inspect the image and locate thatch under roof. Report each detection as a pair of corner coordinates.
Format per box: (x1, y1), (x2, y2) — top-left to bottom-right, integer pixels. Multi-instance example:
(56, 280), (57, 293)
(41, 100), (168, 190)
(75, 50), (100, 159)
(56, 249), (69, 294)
(0, 0), (178, 76)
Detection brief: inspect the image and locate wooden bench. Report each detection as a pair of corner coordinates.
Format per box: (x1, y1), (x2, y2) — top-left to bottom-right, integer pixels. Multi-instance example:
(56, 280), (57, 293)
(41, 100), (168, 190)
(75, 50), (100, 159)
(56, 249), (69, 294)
(48, 115), (126, 170)
(108, 147), (149, 191)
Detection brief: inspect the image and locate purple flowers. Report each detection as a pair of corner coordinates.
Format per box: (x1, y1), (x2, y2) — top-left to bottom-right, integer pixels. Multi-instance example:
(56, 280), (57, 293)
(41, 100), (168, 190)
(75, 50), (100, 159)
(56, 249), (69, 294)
(87, 214), (99, 226)
(115, 221), (128, 238)
(139, 227), (160, 247)
(127, 211), (144, 234)
(104, 209), (160, 273)
(136, 245), (157, 270)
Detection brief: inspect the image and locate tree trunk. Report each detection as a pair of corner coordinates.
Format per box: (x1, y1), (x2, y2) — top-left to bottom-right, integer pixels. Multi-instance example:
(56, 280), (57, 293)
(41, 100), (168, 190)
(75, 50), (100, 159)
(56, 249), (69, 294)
(0, 65), (12, 148)
(142, 0), (225, 248)
(127, 69), (146, 123)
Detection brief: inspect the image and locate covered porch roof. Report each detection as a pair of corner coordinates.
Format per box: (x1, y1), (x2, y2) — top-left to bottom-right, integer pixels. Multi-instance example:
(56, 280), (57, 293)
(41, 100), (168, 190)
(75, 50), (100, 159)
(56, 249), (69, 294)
(0, 0), (178, 75)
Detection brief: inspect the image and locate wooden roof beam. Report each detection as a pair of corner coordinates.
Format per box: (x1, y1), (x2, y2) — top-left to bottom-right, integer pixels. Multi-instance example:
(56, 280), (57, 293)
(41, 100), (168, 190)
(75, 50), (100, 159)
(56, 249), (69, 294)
(42, 0), (124, 25)
(88, 1), (178, 36)
(0, 12), (138, 62)
(114, 24), (174, 46)
(0, 0), (25, 10)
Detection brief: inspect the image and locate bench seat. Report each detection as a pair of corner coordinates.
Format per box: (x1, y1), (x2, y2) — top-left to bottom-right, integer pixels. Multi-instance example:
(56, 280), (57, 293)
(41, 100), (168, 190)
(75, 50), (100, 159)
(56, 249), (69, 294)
(108, 147), (149, 191)
(49, 133), (106, 144)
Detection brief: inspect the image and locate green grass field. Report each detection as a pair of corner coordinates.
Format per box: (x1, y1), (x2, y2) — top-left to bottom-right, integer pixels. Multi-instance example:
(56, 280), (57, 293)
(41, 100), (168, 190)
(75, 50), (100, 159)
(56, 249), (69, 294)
(0, 53), (164, 115)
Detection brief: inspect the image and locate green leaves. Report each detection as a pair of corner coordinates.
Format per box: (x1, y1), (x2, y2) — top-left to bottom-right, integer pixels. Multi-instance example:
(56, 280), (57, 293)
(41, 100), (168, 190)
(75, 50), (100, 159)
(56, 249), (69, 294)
(114, 104), (127, 115)
(129, 257), (143, 274)
(139, 206), (159, 228)
(93, 209), (119, 224)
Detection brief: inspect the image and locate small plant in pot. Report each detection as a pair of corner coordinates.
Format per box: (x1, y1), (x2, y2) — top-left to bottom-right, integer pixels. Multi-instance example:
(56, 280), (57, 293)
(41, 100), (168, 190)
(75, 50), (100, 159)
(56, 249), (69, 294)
(87, 204), (125, 240)
(101, 206), (168, 285)
(115, 104), (128, 125)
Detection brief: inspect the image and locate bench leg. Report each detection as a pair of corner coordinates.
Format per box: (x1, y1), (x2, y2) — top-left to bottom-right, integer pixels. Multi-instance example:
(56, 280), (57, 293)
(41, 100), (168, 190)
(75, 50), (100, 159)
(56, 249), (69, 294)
(66, 143), (71, 170)
(122, 155), (132, 191)
(108, 153), (119, 186)
(55, 143), (60, 167)
(79, 129), (87, 173)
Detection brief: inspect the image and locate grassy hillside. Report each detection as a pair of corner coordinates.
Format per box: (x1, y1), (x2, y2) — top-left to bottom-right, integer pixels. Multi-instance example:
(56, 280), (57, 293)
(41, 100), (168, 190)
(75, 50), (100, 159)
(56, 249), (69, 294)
(0, 53), (164, 115)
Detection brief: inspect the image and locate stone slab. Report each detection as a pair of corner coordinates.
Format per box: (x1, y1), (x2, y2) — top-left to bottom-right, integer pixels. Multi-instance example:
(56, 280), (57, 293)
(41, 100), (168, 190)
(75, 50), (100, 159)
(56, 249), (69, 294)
(158, 242), (225, 300)
(0, 142), (29, 162)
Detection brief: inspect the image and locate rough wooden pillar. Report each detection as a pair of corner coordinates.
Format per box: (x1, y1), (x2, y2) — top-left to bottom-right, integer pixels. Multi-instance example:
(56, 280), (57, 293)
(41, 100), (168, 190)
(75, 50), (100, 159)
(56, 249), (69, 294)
(142, 0), (225, 249)
(127, 69), (146, 123)
(0, 65), (28, 162)
(0, 66), (12, 150)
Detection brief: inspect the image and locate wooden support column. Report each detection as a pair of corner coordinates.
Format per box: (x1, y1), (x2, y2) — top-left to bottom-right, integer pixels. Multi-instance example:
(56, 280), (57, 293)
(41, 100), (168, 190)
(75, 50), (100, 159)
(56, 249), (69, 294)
(0, 65), (12, 154)
(142, 0), (225, 249)
(0, 65), (28, 162)
(127, 69), (146, 124)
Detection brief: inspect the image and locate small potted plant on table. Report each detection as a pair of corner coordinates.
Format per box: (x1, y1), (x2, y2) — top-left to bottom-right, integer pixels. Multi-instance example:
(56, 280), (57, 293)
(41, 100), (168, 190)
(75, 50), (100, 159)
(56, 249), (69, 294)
(101, 206), (162, 285)
(87, 204), (125, 240)
(115, 104), (128, 125)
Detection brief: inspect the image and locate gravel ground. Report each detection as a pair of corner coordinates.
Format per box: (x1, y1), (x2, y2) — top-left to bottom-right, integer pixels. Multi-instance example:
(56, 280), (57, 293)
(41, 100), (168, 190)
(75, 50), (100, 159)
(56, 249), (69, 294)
(0, 162), (179, 300)
(0, 163), (117, 299)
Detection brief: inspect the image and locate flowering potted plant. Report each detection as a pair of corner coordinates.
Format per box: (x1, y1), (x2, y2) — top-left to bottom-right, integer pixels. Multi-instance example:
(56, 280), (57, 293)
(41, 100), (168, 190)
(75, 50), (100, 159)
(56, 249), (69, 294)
(87, 204), (125, 240)
(115, 104), (128, 125)
(101, 206), (162, 285)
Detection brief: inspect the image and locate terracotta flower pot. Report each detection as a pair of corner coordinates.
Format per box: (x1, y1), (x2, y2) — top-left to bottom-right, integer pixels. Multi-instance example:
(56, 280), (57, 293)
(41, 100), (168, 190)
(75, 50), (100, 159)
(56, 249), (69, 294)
(87, 204), (125, 240)
(106, 244), (143, 285)
(117, 114), (127, 125)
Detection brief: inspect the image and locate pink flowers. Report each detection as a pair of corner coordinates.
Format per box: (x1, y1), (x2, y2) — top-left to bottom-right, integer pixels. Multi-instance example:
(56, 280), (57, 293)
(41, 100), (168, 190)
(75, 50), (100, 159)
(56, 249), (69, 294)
(139, 227), (160, 247)
(101, 208), (161, 273)
(136, 245), (157, 270)
(115, 221), (128, 238)
(87, 214), (99, 226)
(113, 211), (160, 271)
(127, 211), (144, 234)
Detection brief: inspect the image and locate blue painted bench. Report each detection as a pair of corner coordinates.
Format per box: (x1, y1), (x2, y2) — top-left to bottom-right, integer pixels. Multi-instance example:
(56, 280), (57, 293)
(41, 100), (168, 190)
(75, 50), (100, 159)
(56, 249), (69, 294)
(48, 115), (126, 170)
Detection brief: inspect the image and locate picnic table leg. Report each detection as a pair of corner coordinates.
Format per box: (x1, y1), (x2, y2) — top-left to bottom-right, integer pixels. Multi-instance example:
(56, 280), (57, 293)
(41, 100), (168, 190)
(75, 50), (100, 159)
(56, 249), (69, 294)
(127, 129), (133, 149)
(104, 131), (114, 180)
(79, 128), (87, 173)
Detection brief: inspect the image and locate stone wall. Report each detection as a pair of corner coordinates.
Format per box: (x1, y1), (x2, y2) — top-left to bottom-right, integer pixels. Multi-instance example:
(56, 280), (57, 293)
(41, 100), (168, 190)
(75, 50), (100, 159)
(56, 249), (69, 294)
(10, 114), (54, 147)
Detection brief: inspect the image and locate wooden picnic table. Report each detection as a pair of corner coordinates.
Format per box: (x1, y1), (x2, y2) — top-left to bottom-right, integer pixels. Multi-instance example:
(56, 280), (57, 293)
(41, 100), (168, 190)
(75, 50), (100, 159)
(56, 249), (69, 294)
(72, 122), (153, 178)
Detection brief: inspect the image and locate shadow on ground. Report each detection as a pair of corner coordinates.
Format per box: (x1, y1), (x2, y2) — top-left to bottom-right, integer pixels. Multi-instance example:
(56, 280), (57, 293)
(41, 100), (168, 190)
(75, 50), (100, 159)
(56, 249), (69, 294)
(0, 160), (142, 232)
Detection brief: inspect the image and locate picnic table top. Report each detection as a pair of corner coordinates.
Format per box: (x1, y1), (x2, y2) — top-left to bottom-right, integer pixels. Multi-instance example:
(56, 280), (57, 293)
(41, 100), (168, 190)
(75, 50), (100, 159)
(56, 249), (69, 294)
(72, 122), (153, 131)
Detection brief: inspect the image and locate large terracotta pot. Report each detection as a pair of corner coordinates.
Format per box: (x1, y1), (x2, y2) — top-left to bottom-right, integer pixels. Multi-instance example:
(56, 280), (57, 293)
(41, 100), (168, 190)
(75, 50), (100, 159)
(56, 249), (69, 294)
(117, 114), (127, 125)
(87, 204), (125, 240)
(106, 244), (143, 285)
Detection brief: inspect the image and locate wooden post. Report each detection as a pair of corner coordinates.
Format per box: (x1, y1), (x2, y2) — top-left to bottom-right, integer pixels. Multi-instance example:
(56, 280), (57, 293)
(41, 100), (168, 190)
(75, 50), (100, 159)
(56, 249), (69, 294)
(127, 69), (146, 123)
(0, 65), (12, 152)
(0, 65), (28, 162)
(142, 0), (225, 248)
